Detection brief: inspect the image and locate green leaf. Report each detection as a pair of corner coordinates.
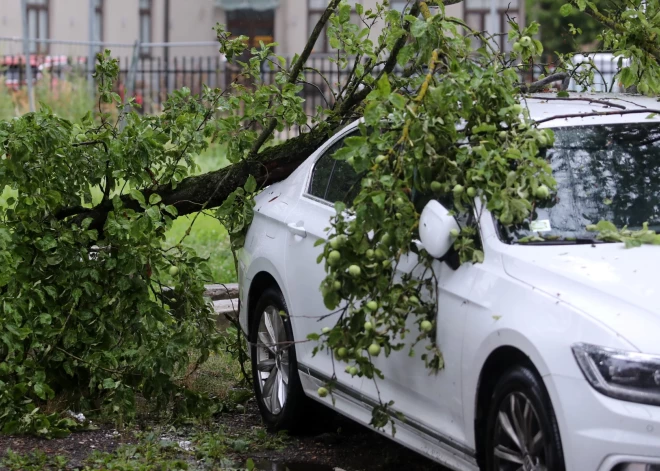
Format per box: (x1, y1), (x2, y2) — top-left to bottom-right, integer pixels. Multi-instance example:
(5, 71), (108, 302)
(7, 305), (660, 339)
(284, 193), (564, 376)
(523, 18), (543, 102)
(559, 4), (573, 16)
(102, 378), (117, 389)
(376, 73), (391, 96)
(556, 90), (570, 98)
(371, 192), (386, 208)
(244, 175), (257, 193)
(130, 189), (146, 206)
(389, 94), (407, 110)
(411, 18), (428, 38)
(595, 220), (617, 232)
(148, 193), (162, 205)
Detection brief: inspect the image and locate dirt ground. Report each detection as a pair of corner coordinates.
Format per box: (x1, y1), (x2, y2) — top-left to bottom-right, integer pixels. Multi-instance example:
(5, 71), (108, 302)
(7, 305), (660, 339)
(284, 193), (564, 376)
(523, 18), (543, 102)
(0, 401), (448, 471)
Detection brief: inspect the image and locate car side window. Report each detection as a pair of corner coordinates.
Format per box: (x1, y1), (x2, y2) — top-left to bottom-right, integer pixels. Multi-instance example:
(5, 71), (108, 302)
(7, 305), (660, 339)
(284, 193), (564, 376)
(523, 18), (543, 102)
(308, 132), (361, 205)
(308, 148), (336, 200)
(325, 159), (361, 205)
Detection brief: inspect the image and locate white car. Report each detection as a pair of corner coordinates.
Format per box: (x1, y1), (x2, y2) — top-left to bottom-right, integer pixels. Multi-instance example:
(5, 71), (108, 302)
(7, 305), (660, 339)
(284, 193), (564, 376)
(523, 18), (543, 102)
(238, 93), (660, 471)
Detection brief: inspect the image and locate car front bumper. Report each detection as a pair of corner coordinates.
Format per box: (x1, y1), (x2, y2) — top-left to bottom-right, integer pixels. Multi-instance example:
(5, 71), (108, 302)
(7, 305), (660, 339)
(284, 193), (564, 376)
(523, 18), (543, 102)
(552, 375), (660, 471)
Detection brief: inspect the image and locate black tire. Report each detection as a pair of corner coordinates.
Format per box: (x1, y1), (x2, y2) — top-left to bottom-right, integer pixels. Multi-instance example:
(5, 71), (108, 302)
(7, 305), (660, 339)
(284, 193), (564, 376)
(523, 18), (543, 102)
(249, 286), (308, 432)
(484, 365), (565, 471)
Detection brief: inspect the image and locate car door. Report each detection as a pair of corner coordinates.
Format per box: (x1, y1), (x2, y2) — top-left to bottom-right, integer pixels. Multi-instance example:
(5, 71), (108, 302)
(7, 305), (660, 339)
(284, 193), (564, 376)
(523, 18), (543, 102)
(359, 195), (476, 448)
(283, 126), (362, 378)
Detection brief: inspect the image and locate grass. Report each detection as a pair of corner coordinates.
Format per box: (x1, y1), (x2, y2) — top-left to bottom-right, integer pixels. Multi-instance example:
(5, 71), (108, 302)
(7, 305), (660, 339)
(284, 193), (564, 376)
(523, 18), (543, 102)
(163, 143), (237, 284)
(0, 75), (95, 122)
(183, 348), (249, 404)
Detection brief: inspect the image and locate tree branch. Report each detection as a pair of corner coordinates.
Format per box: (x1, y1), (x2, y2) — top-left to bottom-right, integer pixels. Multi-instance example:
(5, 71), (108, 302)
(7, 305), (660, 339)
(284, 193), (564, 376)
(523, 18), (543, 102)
(63, 125), (335, 231)
(534, 109), (660, 126)
(525, 95), (626, 110)
(519, 72), (570, 93)
(249, 0), (342, 157)
(337, 2), (422, 115)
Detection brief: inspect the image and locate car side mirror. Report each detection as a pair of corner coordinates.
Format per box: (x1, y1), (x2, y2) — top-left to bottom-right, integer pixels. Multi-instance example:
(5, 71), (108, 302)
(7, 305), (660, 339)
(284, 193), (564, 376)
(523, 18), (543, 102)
(419, 200), (459, 259)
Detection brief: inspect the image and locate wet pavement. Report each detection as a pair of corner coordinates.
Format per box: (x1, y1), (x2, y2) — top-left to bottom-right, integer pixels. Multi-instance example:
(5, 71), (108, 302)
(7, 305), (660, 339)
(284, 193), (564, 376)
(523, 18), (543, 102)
(0, 401), (447, 471)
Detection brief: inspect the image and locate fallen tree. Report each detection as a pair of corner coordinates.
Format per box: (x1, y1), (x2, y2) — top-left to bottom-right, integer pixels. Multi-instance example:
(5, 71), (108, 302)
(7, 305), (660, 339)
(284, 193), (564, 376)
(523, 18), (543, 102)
(1, 0), (658, 436)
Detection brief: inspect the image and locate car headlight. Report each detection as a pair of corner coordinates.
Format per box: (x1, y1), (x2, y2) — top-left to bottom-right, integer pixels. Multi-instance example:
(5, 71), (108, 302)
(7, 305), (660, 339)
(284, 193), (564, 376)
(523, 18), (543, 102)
(572, 343), (660, 406)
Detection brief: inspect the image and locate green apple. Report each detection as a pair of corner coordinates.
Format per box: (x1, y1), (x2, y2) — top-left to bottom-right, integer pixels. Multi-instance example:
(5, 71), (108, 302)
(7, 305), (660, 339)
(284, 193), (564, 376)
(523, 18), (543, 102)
(453, 184), (464, 194)
(431, 181), (442, 193)
(534, 185), (550, 199)
(364, 321), (373, 331)
(420, 320), (433, 332)
(520, 36), (532, 47)
(336, 347), (348, 359)
(322, 327), (331, 334)
(348, 265), (361, 277)
(328, 250), (341, 265)
(318, 387), (329, 398)
(348, 366), (358, 376)
(330, 236), (345, 249)
(467, 187), (477, 198)
(368, 343), (381, 356)
(169, 265), (179, 276)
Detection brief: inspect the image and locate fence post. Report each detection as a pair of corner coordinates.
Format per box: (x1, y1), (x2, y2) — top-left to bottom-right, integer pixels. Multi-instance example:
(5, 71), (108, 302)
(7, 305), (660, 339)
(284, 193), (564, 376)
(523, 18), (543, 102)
(126, 40), (140, 105)
(20, 0), (35, 112)
(88, 0), (96, 102)
(119, 40), (140, 130)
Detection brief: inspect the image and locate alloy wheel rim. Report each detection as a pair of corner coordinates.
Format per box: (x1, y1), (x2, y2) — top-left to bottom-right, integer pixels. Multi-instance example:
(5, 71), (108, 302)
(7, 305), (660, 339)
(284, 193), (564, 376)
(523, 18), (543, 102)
(493, 391), (547, 471)
(256, 305), (289, 415)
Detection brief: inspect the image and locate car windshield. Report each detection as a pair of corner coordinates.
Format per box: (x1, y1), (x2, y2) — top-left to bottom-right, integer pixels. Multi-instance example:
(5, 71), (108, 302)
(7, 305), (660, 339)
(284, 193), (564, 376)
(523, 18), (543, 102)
(500, 122), (660, 244)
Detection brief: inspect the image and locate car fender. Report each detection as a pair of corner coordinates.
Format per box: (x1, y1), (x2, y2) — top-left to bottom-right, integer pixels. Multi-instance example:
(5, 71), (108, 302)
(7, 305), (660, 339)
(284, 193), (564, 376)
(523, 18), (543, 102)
(239, 255), (292, 337)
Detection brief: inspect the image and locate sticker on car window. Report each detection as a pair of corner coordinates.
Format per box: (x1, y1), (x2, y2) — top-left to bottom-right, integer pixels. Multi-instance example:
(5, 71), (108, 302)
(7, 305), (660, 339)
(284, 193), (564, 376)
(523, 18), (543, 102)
(530, 219), (552, 232)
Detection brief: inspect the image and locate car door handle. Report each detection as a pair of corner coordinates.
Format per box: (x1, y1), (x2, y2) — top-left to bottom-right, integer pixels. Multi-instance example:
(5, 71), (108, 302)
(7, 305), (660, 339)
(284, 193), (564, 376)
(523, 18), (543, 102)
(287, 222), (307, 238)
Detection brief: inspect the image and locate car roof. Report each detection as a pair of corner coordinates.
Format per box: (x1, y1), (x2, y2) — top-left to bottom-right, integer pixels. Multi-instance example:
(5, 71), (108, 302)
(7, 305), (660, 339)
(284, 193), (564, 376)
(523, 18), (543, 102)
(526, 92), (660, 127)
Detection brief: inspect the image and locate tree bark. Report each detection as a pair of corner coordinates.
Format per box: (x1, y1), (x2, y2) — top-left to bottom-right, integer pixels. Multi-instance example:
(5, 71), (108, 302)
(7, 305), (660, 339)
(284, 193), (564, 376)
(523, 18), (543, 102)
(70, 125), (334, 231)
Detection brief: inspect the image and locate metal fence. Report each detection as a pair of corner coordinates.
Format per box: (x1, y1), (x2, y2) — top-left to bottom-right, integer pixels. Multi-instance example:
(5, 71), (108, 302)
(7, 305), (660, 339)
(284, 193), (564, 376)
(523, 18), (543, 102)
(0, 37), (356, 133)
(1, 37), (629, 124)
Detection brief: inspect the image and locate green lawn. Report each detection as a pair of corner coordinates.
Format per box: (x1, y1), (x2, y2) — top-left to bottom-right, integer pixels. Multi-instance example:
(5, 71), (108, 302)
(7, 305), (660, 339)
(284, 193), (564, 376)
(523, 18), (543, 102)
(163, 143), (236, 284)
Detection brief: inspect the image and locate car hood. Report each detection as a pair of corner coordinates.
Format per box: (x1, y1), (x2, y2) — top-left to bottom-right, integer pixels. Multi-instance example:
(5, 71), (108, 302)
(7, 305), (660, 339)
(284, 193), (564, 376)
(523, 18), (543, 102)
(501, 243), (660, 354)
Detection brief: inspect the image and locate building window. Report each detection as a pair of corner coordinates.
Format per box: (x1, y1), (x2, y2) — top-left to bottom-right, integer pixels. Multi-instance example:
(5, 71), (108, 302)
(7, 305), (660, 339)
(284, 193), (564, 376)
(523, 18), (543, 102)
(226, 9), (275, 49)
(139, 0), (152, 55)
(27, 0), (49, 54)
(308, 0), (362, 53)
(464, 0), (521, 52)
(93, 0), (103, 51)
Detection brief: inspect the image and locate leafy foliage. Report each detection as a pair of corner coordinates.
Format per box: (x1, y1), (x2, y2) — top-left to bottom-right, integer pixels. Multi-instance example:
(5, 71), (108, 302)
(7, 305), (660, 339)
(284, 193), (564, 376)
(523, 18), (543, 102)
(0, 53), (224, 436)
(1, 0), (658, 437)
(313, 2), (556, 427)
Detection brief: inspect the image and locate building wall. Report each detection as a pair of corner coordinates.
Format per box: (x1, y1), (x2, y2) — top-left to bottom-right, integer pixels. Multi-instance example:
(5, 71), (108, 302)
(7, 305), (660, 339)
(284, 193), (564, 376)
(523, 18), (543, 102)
(0, 0), (517, 59)
(0, 1), (25, 40)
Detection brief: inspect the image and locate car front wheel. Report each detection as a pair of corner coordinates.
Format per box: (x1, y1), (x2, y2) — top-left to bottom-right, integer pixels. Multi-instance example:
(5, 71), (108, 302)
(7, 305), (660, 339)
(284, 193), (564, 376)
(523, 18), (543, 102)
(249, 286), (307, 432)
(485, 365), (565, 471)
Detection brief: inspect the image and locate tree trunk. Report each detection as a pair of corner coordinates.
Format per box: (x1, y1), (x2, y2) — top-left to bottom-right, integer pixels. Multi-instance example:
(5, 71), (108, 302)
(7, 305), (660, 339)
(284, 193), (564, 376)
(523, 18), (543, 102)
(70, 125), (334, 231)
